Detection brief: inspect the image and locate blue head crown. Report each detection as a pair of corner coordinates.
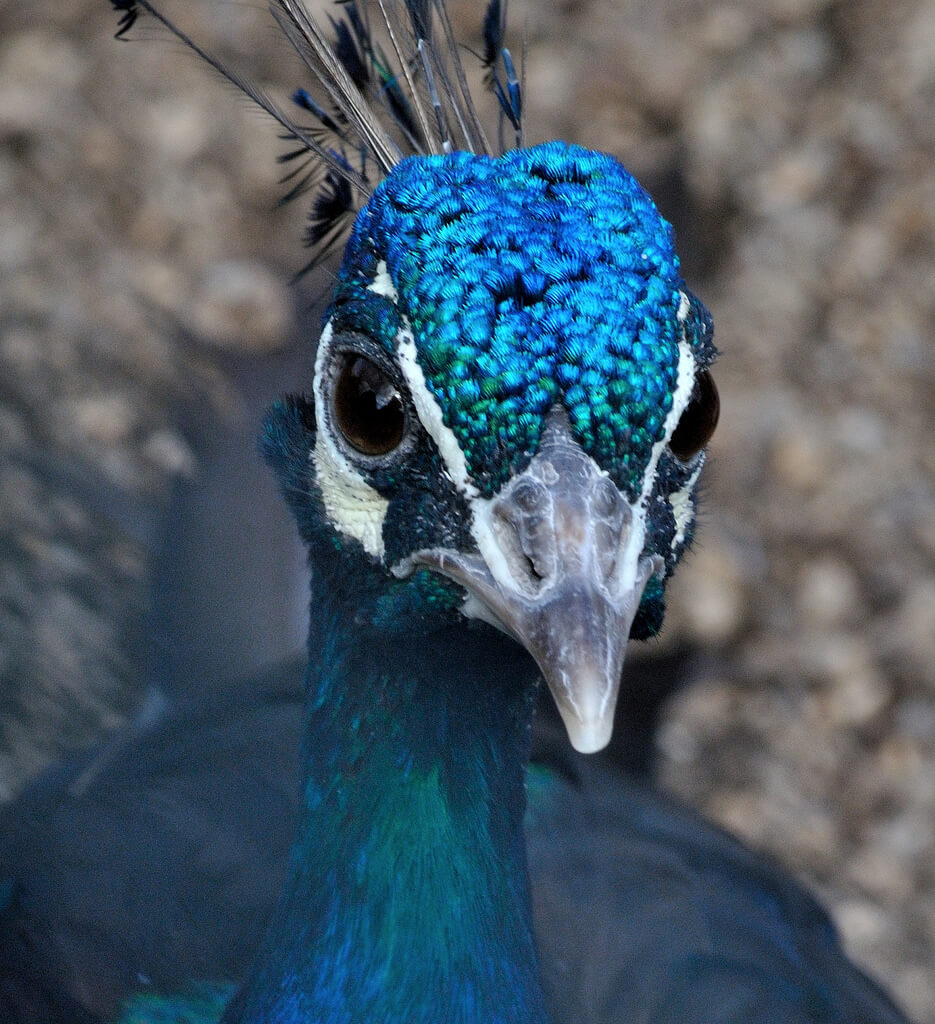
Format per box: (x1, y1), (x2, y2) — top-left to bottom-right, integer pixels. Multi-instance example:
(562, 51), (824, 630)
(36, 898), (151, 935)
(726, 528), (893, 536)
(328, 141), (696, 500)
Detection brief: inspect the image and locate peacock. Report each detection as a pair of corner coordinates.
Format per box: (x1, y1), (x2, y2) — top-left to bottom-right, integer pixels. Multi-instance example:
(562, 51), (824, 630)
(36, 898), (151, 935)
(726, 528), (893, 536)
(0, 0), (912, 1022)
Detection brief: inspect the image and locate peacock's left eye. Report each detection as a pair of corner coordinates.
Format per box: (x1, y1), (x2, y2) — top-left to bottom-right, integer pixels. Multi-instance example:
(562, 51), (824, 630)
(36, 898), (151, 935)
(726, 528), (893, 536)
(669, 368), (720, 461)
(332, 352), (407, 456)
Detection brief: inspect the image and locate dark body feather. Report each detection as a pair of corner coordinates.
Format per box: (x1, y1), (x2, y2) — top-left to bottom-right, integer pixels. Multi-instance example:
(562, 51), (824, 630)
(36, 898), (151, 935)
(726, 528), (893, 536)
(0, 675), (908, 1023)
(0, 664), (301, 1024)
(0, 372), (906, 1021)
(528, 731), (908, 1024)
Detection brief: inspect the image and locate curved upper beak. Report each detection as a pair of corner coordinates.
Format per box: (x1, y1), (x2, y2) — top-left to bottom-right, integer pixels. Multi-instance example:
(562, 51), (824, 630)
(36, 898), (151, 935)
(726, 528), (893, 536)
(395, 409), (662, 754)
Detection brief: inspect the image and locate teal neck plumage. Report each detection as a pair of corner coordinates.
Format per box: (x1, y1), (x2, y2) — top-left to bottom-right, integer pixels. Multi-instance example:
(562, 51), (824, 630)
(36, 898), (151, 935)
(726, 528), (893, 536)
(223, 568), (549, 1024)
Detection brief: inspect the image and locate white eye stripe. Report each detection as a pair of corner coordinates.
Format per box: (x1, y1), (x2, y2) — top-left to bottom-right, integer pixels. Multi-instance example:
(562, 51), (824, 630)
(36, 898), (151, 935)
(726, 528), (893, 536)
(311, 319), (389, 558)
(610, 337), (697, 587)
(367, 259), (477, 495)
(395, 323), (479, 500)
(666, 339), (700, 446)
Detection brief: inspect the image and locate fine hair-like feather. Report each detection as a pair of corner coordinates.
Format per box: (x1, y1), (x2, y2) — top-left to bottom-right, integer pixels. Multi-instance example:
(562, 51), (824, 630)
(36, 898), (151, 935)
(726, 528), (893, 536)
(109, 0), (524, 271)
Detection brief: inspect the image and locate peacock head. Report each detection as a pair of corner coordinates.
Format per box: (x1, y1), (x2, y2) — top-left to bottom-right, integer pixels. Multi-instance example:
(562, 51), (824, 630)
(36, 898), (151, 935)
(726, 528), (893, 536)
(264, 140), (718, 752)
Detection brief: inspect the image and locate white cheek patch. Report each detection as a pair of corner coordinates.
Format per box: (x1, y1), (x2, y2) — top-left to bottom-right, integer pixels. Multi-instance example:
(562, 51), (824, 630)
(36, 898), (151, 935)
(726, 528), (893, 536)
(312, 435), (389, 559)
(395, 325), (479, 499)
(311, 319), (389, 559)
(670, 458), (704, 550)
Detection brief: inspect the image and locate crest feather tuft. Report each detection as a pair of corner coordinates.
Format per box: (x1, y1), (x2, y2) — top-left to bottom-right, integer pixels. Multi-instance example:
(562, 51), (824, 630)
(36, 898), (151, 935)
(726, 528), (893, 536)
(109, 0), (525, 273)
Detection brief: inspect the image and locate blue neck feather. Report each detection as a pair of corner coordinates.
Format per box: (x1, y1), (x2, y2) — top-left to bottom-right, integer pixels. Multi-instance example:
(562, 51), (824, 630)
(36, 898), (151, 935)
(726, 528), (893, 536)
(222, 565), (549, 1024)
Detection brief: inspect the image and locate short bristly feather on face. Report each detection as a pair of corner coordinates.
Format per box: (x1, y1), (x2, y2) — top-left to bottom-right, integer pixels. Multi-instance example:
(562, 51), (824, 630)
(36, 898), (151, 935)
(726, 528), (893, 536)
(264, 141), (719, 753)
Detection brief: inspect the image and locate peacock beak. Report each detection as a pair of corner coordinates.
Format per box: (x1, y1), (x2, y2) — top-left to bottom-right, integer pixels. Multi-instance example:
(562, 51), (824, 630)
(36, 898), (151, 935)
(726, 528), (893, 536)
(395, 410), (662, 754)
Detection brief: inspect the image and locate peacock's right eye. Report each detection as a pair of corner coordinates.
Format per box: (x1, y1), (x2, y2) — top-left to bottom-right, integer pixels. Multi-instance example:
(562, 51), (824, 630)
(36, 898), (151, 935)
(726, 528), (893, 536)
(332, 352), (407, 457)
(669, 368), (720, 462)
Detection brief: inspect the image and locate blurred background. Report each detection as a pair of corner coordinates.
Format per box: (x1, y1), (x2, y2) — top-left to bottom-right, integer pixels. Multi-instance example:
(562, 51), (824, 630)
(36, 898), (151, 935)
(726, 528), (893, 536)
(1, 0), (933, 1018)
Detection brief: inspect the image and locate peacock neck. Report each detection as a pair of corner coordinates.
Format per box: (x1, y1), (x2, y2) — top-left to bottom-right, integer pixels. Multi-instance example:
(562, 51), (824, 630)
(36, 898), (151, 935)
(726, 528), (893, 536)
(224, 573), (549, 1024)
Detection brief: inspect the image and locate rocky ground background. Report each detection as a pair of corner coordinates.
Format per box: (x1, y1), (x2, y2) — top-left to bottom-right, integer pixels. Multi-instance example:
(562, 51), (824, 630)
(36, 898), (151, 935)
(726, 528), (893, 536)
(1, 0), (933, 1018)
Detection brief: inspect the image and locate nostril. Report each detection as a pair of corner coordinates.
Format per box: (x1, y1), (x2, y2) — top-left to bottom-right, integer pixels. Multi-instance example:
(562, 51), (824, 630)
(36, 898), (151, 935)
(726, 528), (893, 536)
(517, 523), (557, 590)
(491, 505), (540, 591)
(522, 548), (545, 584)
(491, 489), (554, 593)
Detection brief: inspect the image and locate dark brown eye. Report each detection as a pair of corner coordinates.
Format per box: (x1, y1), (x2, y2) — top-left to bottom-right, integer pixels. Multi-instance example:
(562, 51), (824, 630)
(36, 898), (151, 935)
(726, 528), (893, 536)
(332, 353), (406, 456)
(669, 368), (720, 461)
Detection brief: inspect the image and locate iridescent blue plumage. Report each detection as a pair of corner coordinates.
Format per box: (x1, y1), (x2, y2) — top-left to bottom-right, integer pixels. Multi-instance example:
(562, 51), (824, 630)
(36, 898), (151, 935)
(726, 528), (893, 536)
(330, 142), (705, 499)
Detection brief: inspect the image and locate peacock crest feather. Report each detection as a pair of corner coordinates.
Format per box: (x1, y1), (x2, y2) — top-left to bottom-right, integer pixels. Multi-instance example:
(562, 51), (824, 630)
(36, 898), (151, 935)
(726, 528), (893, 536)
(111, 0), (526, 269)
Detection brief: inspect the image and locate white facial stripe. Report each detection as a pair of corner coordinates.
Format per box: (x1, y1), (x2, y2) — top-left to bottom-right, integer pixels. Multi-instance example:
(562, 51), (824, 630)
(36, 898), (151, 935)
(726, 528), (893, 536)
(395, 324), (479, 499)
(368, 260), (399, 304)
(671, 458), (704, 550)
(312, 319), (389, 558)
(670, 295), (704, 551)
(618, 338), (698, 585)
(369, 261), (476, 497)
(667, 339), (700, 439)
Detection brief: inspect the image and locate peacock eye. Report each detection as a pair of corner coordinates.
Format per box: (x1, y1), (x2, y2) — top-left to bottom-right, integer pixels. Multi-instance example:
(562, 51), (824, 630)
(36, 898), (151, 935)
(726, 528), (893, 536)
(332, 352), (407, 456)
(669, 368), (720, 461)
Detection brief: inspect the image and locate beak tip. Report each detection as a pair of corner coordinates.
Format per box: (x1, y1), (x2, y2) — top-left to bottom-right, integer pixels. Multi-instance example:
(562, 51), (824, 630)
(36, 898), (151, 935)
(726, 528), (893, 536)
(559, 711), (614, 754)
